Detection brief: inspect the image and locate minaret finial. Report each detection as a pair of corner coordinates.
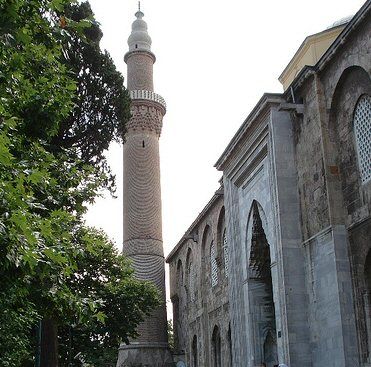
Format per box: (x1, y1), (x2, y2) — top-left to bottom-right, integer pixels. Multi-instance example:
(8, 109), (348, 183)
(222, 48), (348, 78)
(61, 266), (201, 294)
(135, 1), (144, 19)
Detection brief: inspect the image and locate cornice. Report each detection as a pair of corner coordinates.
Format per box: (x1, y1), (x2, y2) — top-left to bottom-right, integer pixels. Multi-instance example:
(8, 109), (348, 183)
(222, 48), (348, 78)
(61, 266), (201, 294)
(165, 188), (224, 263)
(214, 93), (283, 171)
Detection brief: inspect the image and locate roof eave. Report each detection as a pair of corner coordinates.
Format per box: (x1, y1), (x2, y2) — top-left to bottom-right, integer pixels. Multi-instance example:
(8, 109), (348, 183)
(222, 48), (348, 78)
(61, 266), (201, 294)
(214, 93), (283, 171)
(165, 188), (223, 263)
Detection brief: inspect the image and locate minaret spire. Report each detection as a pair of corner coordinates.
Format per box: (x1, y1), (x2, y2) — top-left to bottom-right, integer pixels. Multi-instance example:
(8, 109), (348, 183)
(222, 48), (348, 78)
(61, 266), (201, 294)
(116, 7), (173, 367)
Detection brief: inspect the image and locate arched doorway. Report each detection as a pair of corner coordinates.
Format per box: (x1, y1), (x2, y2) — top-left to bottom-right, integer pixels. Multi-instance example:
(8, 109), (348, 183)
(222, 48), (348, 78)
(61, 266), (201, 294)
(211, 326), (221, 367)
(191, 335), (198, 367)
(248, 201), (278, 367)
(263, 330), (278, 367)
(228, 324), (233, 366)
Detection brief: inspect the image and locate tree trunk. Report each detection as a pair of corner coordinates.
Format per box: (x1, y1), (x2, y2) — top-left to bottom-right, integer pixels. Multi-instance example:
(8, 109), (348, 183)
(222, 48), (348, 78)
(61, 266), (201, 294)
(40, 318), (58, 367)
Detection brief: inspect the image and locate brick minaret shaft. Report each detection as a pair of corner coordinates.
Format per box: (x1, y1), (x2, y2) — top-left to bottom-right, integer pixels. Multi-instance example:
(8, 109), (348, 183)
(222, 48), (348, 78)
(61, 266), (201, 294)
(123, 9), (168, 346)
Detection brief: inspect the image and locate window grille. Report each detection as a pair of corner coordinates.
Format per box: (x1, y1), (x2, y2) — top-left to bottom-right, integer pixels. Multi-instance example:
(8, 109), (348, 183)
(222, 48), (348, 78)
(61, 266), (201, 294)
(354, 95), (371, 184)
(223, 231), (229, 277)
(210, 241), (218, 287)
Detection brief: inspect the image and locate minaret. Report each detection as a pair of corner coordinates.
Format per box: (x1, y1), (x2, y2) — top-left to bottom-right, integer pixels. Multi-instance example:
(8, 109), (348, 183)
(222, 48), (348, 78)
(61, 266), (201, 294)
(116, 5), (172, 367)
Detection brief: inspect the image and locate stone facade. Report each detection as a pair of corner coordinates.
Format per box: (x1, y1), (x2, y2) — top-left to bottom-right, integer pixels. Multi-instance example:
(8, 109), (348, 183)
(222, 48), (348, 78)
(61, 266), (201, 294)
(168, 191), (232, 367)
(166, 2), (371, 366)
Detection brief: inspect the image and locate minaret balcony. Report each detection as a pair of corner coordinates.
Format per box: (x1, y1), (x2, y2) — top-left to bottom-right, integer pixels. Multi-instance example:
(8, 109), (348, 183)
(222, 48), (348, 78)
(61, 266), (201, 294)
(130, 90), (166, 111)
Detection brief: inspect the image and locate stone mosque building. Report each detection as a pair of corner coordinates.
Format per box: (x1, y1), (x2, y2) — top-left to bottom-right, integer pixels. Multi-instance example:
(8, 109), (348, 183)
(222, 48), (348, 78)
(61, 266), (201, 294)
(166, 1), (371, 367)
(118, 1), (371, 366)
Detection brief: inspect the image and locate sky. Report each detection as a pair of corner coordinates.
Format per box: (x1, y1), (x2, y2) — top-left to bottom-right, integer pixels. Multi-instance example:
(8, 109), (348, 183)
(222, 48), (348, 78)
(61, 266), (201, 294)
(85, 0), (365, 316)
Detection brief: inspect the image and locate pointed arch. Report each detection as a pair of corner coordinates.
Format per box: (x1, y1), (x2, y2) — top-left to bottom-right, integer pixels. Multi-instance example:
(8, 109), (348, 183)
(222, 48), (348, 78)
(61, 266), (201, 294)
(191, 335), (198, 367)
(245, 200), (278, 366)
(186, 247), (196, 301)
(211, 325), (221, 367)
(216, 206), (225, 254)
(328, 66), (371, 187)
(176, 259), (183, 288)
(248, 201), (271, 280)
(328, 65), (371, 362)
(217, 206), (229, 277)
(227, 323), (233, 366)
(201, 224), (212, 260)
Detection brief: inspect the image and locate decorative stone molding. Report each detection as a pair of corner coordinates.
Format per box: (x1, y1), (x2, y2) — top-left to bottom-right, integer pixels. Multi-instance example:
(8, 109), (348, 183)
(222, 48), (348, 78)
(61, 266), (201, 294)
(130, 89), (167, 110)
(126, 104), (164, 135)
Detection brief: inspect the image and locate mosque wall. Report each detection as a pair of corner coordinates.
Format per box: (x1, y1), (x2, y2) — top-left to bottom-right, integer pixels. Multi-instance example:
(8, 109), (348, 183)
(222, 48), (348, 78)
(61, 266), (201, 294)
(168, 193), (231, 367)
(167, 3), (370, 366)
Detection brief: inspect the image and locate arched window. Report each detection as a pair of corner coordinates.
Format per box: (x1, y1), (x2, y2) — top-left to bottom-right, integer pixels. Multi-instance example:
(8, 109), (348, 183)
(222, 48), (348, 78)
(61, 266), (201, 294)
(210, 241), (218, 287)
(223, 230), (229, 277)
(354, 95), (371, 184)
(189, 260), (196, 301)
(176, 260), (183, 288)
(192, 335), (198, 367)
(228, 325), (233, 366)
(186, 248), (196, 302)
(212, 326), (222, 367)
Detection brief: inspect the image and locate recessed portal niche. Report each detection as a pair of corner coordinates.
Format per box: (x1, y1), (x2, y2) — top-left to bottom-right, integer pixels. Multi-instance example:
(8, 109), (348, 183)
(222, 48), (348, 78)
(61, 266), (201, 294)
(248, 201), (278, 367)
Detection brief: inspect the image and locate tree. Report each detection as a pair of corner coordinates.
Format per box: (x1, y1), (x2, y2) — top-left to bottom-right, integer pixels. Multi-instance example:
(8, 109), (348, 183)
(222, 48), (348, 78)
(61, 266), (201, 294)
(167, 320), (175, 352)
(0, 1), (158, 365)
(52, 1), (131, 192)
(58, 228), (160, 366)
(0, 0), (81, 363)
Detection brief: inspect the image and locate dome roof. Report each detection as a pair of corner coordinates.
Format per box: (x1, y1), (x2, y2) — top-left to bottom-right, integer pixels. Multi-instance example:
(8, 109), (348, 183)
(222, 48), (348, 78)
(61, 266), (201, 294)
(128, 10), (152, 52)
(326, 14), (352, 29)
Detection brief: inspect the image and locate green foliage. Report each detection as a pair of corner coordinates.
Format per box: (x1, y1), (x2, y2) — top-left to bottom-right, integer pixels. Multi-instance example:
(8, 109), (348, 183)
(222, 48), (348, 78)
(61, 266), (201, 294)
(167, 319), (175, 352)
(52, 1), (131, 192)
(0, 283), (40, 367)
(58, 229), (160, 366)
(0, 1), (157, 365)
(0, 1), (80, 362)
(0, 0), (75, 139)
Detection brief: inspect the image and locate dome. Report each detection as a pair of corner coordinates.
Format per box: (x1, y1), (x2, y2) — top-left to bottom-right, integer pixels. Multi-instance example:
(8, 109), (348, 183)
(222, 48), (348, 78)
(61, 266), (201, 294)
(127, 10), (152, 52)
(326, 15), (352, 29)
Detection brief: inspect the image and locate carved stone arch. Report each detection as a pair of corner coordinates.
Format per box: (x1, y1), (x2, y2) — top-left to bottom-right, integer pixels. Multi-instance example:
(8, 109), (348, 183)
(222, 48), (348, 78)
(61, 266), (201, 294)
(185, 246), (193, 269)
(327, 64), (371, 110)
(246, 200), (271, 279)
(217, 206), (230, 277)
(191, 335), (198, 367)
(246, 201), (269, 246)
(185, 247), (196, 302)
(227, 323), (233, 367)
(328, 66), (371, 153)
(262, 329), (278, 367)
(201, 224), (212, 260)
(216, 206), (225, 257)
(245, 200), (278, 366)
(174, 259), (186, 353)
(176, 259), (183, 288)
(211, 325), (222, 367)
(328, 68), (371, 364)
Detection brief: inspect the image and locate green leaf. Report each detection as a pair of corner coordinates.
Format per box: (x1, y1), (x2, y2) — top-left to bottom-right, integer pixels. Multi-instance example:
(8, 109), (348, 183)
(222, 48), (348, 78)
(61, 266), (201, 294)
(50, 0), (65, 12)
